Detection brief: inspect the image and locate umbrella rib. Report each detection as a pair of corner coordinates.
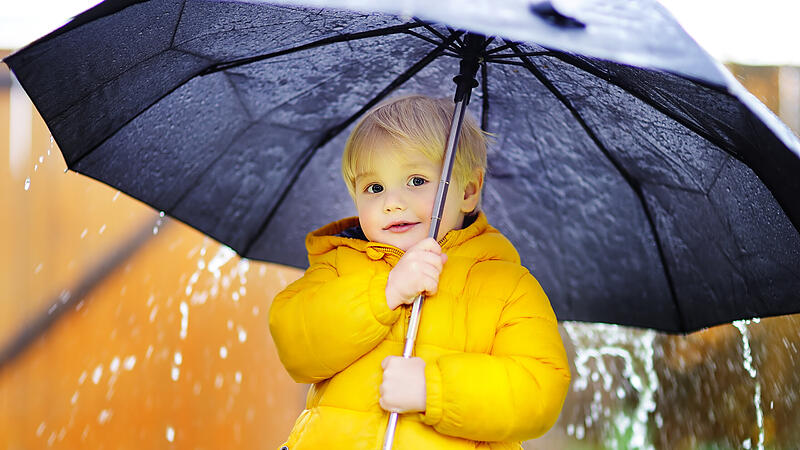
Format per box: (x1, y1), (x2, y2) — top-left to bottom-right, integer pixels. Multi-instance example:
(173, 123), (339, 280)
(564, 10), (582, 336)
(403, 30), (461, 54)
(412, 18), (449, 43)
(403, 30), (445, 47)
(200, 22), (426, 75)
(240, 33), (461, 256)
(486, 51), (559, 60)
(547, 52), (739, 162)
(507, 42), (688, 332)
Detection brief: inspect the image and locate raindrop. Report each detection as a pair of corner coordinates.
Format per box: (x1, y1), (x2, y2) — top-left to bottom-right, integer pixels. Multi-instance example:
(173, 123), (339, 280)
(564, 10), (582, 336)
(219, 346), (228, 359)
(112, 191), (120, 202)
(97, 409), (112, 425)
(235, 371), (242, 384)
(78, 371), (87, 385)
(159, 211), (165, 218)
(123, 356), (136, 370)
(99, 224), (106, 234)
(174, 352), (183, 365)
(34, 164), (38, 171)
(71, 391), (79, 405)
(80, 228), (88, 239)
(179, 301), (189, 339)
(214, 374), (224, 389)
(92, 365), (103, 384)
(238, 327), (247, 343)
(171, 367), (180, 381)
(166, 426), (175, 442)
(110, 357), (120, 373)
(24, 177), (31, 191)
(37, 422), (46, 437)
(34, 263), (43, 274)
(39, 155), (44, 163)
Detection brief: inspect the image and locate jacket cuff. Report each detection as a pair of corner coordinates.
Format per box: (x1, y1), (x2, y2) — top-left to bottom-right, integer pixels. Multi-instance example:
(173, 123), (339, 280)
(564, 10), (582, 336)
(419, 361), (443, 426)
(368, 272), (401, 326)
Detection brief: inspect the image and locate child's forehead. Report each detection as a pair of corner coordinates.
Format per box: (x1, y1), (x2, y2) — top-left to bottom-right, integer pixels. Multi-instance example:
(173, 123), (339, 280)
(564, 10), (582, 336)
(354, 144), (439, 178)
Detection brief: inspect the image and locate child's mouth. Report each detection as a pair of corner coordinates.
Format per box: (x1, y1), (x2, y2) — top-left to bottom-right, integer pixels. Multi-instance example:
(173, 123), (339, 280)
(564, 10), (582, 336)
(384, 222), (419, 233)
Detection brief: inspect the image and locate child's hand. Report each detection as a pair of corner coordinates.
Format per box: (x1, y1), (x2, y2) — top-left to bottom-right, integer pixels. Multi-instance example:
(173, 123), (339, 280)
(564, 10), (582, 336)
(385, 238), (447, 310)
(379, 356), (426, 413)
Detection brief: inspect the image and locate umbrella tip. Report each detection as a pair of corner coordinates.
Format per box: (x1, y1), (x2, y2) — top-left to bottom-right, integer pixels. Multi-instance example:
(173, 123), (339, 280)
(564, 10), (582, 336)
(529, 1), (586, 29)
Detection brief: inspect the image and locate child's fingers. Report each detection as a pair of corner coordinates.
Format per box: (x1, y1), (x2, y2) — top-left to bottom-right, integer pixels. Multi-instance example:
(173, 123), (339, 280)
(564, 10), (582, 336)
(409, 237), (441, 254)
(418, 272), (439, 295)
(381, 356), (393, 370)
(409, 252), (445, 273)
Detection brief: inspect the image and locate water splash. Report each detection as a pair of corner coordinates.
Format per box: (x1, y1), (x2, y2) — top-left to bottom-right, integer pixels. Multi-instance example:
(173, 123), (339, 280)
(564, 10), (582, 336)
(563, 322), (659, 449)
(732, 319), (765, 450)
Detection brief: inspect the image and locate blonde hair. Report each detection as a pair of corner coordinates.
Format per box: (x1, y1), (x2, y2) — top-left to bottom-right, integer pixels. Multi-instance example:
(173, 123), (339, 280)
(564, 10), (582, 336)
(342, 95), (488, 200)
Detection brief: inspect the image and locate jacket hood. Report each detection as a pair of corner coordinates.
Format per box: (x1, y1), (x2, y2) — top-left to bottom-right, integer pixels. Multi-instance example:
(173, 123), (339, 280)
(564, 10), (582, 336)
(305, 212), (520, 265)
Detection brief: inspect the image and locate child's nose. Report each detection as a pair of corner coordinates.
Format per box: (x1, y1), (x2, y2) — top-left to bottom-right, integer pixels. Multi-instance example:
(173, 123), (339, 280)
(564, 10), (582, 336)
(382, 192), (406, 213)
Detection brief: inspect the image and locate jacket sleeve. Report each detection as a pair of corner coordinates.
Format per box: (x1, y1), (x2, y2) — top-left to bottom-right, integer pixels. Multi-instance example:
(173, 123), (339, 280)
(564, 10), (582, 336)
(269, 260), (402, 384)
(419, 272), (571, 442)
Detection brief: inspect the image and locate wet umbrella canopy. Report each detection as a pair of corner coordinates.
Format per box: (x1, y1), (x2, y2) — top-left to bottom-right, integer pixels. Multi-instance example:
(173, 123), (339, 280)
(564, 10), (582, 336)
(4, 0), (800, 333)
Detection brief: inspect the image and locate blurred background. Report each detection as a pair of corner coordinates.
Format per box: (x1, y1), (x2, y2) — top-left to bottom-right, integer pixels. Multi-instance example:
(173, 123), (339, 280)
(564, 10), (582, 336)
(1, 1), (799, 449)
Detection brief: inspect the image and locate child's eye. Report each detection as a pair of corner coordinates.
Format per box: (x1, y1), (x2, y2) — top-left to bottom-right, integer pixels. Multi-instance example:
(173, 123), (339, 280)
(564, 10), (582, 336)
(408, 177), (427, 187)
(366, 183), (384, 194)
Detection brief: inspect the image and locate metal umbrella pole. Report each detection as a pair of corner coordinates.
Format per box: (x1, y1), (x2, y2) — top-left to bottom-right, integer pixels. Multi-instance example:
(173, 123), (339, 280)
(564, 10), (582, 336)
(381, 32), (485, 450)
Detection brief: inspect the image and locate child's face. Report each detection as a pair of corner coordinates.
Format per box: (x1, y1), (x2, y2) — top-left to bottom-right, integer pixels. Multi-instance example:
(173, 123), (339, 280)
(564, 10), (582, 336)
(353, 138), (472, 251)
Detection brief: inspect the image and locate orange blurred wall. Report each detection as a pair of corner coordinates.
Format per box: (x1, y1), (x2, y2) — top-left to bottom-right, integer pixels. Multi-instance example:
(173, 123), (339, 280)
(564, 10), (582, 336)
(1, 51), (307, 449)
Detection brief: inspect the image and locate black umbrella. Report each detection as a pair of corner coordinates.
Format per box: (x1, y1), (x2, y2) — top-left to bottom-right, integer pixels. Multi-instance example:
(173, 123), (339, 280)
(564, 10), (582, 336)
(5, 0), (800, 335)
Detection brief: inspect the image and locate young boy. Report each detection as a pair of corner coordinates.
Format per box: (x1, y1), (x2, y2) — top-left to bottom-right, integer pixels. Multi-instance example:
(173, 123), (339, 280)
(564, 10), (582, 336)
(269, 95), (570, 449)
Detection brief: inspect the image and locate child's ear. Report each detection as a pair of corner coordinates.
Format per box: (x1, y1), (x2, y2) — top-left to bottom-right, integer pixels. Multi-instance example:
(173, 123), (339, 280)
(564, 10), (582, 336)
(460, 169), (484, 213)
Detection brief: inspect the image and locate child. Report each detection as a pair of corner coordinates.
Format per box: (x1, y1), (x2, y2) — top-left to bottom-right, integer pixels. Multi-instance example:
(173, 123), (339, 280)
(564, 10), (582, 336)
(269, 95), (570, 449)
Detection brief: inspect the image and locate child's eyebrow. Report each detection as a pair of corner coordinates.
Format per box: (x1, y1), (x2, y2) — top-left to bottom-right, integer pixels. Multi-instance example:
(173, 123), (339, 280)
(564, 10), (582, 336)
(355, 171), (376, 180)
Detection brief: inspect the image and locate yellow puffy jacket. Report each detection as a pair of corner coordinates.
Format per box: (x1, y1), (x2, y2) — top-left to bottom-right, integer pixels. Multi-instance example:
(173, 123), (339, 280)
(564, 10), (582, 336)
(269, 213), (570, 449)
